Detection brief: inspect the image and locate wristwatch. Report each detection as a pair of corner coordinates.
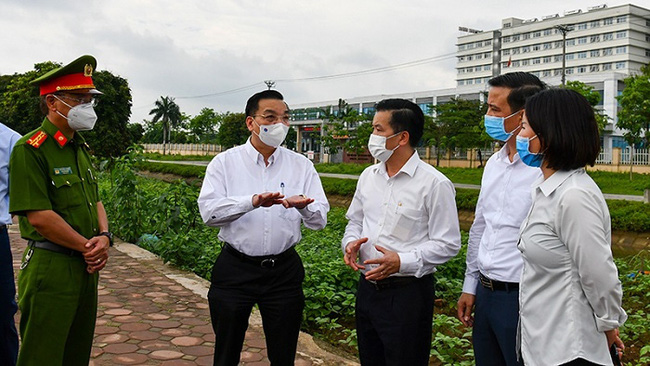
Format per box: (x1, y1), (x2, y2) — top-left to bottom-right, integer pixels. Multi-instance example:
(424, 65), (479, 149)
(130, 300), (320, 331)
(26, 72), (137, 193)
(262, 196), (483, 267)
(99, 231), (114, 247)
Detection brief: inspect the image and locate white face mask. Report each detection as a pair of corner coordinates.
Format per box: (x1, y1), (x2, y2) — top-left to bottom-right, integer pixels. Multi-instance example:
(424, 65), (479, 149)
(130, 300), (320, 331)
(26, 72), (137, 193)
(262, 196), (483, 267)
(54, 96), (98, 131)
(254, 121), (289, 148)
(367, 132), (401, 162)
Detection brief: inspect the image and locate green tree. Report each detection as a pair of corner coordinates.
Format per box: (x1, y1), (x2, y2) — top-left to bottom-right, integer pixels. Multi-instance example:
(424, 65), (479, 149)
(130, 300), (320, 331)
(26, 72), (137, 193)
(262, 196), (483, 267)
(0, 61), (133, 158)
(188, 108), (219, 143)
(616, 64), (650, 179)
(216, 112), (248, 149)
(319, 99), (371, 155)
(286, 126), (297, 151)
(127, 122), (144, 143)
(564, 80), (609, 132)
(424, 98), (489, 165)
(149, 96), (182, 155)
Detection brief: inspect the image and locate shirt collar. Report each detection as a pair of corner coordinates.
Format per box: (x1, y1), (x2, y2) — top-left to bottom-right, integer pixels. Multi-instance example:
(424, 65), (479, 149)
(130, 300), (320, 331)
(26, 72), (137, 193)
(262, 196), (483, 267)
(244, 137), (279, 166)
(372, 150), (420, 178)
(40, 118), (83, 148)
(536, 168), (583, 197)
(497, 144), (522, 164)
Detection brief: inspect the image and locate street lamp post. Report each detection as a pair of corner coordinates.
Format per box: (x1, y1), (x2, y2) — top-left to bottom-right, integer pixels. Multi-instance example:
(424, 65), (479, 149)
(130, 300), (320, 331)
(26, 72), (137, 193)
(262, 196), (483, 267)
(554, 25), (572, 86)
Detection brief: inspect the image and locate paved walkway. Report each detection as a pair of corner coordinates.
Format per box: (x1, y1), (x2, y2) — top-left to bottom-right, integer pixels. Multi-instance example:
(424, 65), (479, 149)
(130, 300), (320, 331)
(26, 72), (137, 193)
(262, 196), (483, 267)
(9, 225), (357, 366)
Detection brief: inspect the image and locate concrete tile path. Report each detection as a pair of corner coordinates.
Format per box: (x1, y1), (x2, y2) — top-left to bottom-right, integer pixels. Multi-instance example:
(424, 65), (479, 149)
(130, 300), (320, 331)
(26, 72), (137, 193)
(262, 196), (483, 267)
(9, 225), (357, 366)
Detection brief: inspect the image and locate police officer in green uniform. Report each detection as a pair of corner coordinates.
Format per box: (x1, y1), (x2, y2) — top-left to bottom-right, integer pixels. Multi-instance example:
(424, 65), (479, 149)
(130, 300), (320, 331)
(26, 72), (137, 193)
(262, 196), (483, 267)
(9, 55), (113, 366)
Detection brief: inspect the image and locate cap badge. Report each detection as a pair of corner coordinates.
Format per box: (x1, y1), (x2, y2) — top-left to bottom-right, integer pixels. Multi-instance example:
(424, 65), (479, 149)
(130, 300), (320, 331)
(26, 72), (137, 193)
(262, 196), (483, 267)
(84, 64), (93, 77)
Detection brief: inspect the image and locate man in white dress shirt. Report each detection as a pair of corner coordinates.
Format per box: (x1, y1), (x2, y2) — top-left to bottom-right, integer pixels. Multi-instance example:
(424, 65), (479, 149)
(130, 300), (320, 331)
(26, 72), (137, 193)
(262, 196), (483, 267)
(456, 72), (545, 366)
(342, 98), (461, 366)
(198, 90), (329, 366)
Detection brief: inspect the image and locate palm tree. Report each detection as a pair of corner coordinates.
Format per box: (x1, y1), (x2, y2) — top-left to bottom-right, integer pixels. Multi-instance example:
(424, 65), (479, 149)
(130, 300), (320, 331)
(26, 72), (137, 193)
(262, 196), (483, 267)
(149, 96), (181, 155)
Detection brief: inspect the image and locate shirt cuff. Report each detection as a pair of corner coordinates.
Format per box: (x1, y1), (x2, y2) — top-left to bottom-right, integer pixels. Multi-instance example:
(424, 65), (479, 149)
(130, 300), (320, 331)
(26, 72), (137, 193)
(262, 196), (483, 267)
(594, 312), (628, 332)
(398, 252), (419, 275)
(462, 275), (479, 295)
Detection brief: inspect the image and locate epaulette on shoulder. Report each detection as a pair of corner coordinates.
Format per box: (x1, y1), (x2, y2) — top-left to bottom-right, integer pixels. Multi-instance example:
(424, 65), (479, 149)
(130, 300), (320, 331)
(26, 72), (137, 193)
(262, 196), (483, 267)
(26, 130), (48, 149)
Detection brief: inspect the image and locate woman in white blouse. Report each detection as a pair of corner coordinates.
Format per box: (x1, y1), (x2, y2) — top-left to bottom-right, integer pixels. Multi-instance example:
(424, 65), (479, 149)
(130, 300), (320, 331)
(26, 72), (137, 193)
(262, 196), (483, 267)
(516, 88), (627, 366)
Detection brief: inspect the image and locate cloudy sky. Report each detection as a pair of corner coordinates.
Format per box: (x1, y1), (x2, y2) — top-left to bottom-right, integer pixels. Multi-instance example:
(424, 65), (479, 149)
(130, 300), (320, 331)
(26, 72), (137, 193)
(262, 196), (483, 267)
(0, 0), (635, 124)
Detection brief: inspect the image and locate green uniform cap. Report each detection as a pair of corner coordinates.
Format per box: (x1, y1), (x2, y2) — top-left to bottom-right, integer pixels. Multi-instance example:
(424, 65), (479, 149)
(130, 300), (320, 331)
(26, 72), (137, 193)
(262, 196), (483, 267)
(30, 55), (102, 95)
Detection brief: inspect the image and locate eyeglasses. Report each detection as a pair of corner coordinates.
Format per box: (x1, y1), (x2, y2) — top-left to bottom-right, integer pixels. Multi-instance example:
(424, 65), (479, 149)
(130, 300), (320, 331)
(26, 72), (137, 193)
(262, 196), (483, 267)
(252, 114), (290, 124)
(55, 94), (99, 107)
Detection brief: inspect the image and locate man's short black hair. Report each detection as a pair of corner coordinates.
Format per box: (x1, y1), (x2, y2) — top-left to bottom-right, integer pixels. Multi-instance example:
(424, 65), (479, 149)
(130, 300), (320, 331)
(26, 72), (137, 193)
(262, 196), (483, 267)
(245, 90), (284, 117)
(489, 72), (547, 112)
(508, 85), (544, 112)
(525, 88), (600, 171)
(375, 98), (424, 147)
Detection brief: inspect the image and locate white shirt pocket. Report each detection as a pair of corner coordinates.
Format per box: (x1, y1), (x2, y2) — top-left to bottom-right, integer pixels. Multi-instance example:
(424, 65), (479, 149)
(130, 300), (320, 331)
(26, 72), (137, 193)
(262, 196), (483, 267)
(391, 206), (422, 241)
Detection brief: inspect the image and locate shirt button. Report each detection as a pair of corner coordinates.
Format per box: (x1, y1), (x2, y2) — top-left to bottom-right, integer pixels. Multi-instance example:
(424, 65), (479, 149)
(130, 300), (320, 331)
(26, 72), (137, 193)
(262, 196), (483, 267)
(89, 202), (93, 207)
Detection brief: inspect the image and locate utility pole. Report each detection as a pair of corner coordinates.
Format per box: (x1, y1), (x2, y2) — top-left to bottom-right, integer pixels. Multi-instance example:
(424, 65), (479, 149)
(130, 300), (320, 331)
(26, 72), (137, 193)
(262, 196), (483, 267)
(554, 25), (572, 86)
(264, 80), (275, 90)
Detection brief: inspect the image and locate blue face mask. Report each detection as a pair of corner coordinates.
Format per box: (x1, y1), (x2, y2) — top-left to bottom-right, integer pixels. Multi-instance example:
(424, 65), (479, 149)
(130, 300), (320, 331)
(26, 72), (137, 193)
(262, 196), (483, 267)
(484, 110), (522, 141)
(516, 135), (543, 167)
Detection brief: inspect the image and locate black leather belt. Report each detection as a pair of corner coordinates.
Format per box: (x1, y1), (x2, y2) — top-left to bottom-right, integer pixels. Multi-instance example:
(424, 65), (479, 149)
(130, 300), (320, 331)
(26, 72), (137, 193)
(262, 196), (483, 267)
(0, 224), (6, 231)
(479, 272), (519, 291)
(29, 240), (83, 258)
(366, 275), (420, 290)
(223, 243), (295, 268)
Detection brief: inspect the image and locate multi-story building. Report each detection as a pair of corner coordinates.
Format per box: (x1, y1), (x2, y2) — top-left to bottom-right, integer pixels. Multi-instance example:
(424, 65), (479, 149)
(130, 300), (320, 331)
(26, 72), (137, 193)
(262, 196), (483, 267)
(456, 3), (650, 150)
(290, 3), (650, 158)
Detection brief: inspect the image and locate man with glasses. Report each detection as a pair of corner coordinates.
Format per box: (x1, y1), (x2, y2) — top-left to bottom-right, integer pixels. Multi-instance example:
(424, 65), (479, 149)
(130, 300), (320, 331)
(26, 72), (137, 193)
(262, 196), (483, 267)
(9, 55), (111, 366)
(198, 90), (329, 366)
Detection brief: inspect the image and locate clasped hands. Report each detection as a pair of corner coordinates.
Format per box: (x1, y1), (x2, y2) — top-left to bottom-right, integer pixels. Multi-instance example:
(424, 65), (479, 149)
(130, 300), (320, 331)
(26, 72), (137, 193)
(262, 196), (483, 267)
(83, 235), (110, 274)
(252, 191), (314, 209)
(343, 237), (400, 281)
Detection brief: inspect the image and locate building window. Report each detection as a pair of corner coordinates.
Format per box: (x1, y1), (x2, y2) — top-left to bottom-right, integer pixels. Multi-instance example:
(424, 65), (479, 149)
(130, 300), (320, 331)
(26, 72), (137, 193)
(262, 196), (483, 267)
(577, 67), (587, 73)
(459, 44), (466, 51)
(475, 66), (482, 72)
(543, 70), (551, 77)
(578, 52), (587, 59)
(503, 36), (511, 43)
(543, 56), (551, 63)
(522, 59), (529, 66)
(533, 31), (541, 38)
(590, 35), (600, 43)
(590, 65), (600, 72)
(646, 50), (650, 57)
(459, 56), (466, 62)
(467, 55), (474, 61)
(458, 80), (465, 86)
(543, 42), (552, 50)
(554, 55), (563, 62)
(467, 79), (474, 85)
(566, 39), (575, 46)
(485, 40), (492, 46)
(647, 35), (650, 42)
(616, 31), (627, 39)
(566, 68), (574, 75)
(554, 69), (563, 76)
(522, 46), (530, 53)
(475, 78), (483, 84)
(544, 29), (552, 36)
(484, 65), (492, 71)
(603, 33), (613, 41)
(578, 23), (588, 30)
(555, 40), (563, 48)
(533, 44), (541, 51)
(616, 16), (627, 23)
(533, 58), (541, 64)
(513, 61), (520, 67)
(616, 46), (627, 54)
(477, 54), (483, 59)
(512, 34), (520, 41)
(590, 50), (600, 57)
(566, 53), (575, 60)
(523, 33), (530, 40)
(504, 22), (512, 28)
(591, 20), (600, 28)
(485, 52), (492, 58)
(503, 49), (511, 56)
(603, 63), (612, 71)
(512, 48), (521, 54)
(604, 17), (613, 25)
(616, 61), (626, 69)
(467, 43), (475, 49)
(578, 37), (587, 45)
(603, 48), (613, 56)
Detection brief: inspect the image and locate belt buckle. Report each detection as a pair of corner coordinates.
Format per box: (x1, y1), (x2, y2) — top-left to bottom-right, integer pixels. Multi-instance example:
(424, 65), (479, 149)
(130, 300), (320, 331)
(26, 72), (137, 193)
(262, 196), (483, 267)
(260, 258), (275, 268)
(480, 275), (494, 291)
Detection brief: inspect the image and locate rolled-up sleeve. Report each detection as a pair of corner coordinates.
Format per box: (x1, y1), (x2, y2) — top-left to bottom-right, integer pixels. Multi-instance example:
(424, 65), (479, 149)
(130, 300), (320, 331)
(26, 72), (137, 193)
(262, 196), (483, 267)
(297, 165), (329, 230)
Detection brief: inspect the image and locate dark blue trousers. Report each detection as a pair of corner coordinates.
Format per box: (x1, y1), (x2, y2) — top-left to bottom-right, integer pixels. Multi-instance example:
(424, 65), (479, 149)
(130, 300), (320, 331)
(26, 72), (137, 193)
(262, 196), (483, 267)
(0, 227), (18, 366)
(473, 283), (522, 366)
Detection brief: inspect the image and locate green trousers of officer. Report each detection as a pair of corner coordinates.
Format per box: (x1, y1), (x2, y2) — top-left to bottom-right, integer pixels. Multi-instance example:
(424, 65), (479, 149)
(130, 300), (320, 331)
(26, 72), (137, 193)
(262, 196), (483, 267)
(17, 247), (98, 366)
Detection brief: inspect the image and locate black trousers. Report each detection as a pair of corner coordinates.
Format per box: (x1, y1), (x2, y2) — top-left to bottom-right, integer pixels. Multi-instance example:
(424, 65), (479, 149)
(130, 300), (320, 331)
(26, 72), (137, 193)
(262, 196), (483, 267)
(355, 274), (435, 366)
(207, 246), (305, 366)
(0, 227), (18, 366)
